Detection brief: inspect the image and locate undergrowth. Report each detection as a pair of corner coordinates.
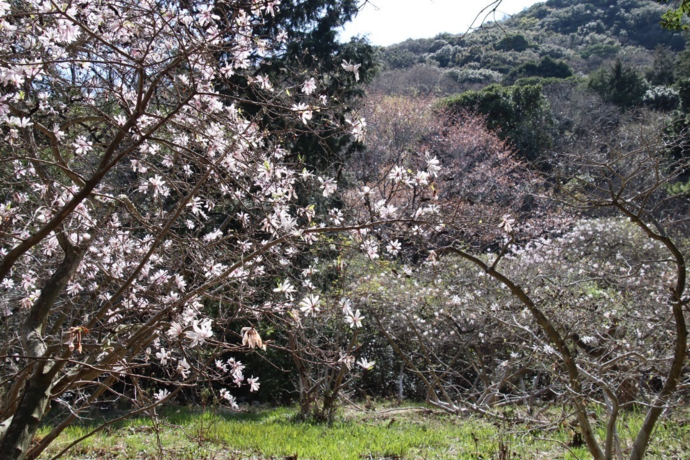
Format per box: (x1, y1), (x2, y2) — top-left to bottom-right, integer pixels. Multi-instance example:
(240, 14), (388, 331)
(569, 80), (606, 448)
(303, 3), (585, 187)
(35, 403), (689, 460)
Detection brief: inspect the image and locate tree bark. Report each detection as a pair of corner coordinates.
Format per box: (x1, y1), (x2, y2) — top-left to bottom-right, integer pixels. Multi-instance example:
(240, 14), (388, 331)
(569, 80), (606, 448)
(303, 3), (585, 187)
(0, 243), (86, 460)
(615, 207), (688, 460)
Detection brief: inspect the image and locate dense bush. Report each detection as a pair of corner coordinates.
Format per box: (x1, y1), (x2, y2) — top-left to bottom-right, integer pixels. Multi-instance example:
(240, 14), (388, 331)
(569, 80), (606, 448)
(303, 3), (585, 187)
(445, 68), (503, 85)
(589, 59), (649, 108)
(643, 85), (681, 110)
(494, 34), (532, 52)
(507, 56), (574, 82)
(378, 46), (420, 69)
(646, 45), (676, 85)
(438, 84), (555, 162)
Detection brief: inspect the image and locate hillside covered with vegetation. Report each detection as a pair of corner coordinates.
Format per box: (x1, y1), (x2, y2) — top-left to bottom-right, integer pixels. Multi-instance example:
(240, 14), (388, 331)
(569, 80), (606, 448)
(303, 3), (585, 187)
(377, 0), (684, 84)
(370, 0), (690, 169)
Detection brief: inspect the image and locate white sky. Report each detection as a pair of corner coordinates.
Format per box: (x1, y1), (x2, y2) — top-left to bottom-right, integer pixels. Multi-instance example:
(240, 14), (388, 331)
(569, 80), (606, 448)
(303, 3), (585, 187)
(340, 0), (544, 46)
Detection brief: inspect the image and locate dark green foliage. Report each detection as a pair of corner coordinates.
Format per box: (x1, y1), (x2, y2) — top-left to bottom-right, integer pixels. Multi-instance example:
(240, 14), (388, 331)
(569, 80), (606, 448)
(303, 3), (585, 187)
(674, 40), (690, 78)
(663, 79), (690, 171)
(643, 85), (681, 110)
(223, 1), (377, 172)
(376, 0), (685, 79)
(379, 46), (419, 69)
(494, 34), (531, 52)
(541, 0), (601, 34)
(513, 76), (582, 87)
(255, 0), (362, 64)
(431, 44), (456, 68)
(659, 0), (690, 30)
(285, 37), (377, 172)
(438, 84), (554, 162)
(428, 39), (449, 53)
(646, 45), (677, 84)
(589, 60), (649, 108)
(508, 56), (573, 82)
(540, 0), (684, 50)
(580, 43), (621, 59)
(473, 51), (522, 74)
(676, 77), (690, 108)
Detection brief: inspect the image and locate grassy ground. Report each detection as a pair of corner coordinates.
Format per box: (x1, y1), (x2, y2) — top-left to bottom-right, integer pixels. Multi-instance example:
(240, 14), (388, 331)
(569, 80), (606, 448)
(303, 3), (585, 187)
(36, 404), (689, 459)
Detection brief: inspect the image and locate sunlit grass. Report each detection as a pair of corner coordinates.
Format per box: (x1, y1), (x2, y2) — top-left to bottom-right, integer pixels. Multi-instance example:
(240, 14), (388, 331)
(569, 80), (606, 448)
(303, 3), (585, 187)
(36, 404), (689, 459)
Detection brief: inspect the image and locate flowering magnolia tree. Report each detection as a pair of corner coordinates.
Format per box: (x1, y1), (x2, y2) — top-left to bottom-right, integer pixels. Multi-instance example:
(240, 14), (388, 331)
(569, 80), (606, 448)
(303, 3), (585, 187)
(264, 265), (374, 421)
(339, 90), (688, 460)
(0, 0), (382, 458)
(370, 120), (689, 460)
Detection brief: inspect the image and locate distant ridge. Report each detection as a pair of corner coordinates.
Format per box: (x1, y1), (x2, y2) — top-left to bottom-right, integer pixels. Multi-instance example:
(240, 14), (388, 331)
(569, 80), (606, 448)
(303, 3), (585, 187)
(377, 0), (683, 78)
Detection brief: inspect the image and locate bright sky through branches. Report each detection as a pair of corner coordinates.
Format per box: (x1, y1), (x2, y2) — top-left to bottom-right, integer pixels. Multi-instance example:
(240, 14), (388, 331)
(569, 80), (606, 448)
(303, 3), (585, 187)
(340, 0), (543, 46)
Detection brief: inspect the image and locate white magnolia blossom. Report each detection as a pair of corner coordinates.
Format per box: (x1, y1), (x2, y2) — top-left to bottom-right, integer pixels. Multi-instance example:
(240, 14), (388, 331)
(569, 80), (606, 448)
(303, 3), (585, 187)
(155, 348), (170, 365)
(339, 354), (355, 370)
(357, 358), (375, 370)
(241, 327), (264, 350)
(346, 116), (366, 142)
(185, 319), (213, 347)
(148, 175), (170, 197)
(203, 229), (223, 242)
(302, 77), (317, 95)
(345, 309), (364, 328)
(247, 376), (260, 392)
(291, 102), (313, 124)
(425, 153), (441, 177)
(219, 389), (239, 409)
(341, 60), (361, 81)
(254, 74), (273, 91)
(273, 279), (297, 298)
(167, 322), (184, 340)
(361, 238), (379, 260)
(73, 136), (93, 155)
(153, 388), (170, 402)
(299, 294), (321, 316)
(499, 214), (515, 233)
(318, 177), (337, 197)
(386, 240), (401, 256)
(177, 358), (191, 379)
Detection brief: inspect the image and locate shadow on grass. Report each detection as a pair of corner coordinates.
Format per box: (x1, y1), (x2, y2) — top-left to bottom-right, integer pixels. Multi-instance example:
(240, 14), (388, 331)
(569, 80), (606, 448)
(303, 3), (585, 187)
(40, 404), (293, 435)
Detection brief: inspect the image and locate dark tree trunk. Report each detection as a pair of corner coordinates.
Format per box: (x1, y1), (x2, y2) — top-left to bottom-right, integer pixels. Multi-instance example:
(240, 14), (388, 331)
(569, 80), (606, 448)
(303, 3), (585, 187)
(0, 244), (86, 460)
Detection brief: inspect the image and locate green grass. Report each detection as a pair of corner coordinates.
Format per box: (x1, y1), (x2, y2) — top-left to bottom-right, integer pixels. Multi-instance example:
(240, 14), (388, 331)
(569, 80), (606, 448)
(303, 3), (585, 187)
(36, 404), (689, 459)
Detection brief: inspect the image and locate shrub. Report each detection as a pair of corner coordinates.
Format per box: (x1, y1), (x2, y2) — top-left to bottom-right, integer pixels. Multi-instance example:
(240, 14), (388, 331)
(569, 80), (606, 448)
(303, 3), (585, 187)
(438, 84), (555, 162)
(643, 85), (680, 111)
(494, 34), (531, 52)
(588, 60), (649, 108)
(508, 56), (573, 81)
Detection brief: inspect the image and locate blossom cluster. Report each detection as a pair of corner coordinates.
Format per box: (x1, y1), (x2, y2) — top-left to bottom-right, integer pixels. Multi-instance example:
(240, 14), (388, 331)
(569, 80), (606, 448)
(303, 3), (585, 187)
(0, 0), (372, 444)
